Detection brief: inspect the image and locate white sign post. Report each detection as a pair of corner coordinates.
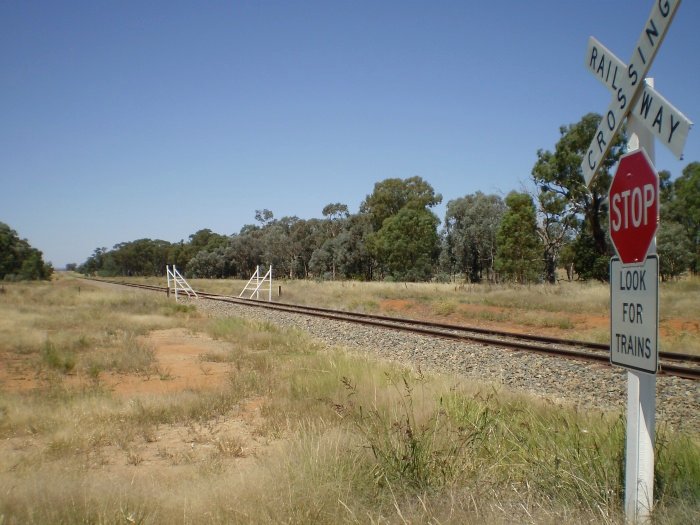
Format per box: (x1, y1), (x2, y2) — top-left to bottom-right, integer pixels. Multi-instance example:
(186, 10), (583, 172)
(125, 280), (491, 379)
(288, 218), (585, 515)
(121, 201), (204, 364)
(619, 109), (659, 525)
(610, 254), (659, 523)
(582, 1), (692, 522)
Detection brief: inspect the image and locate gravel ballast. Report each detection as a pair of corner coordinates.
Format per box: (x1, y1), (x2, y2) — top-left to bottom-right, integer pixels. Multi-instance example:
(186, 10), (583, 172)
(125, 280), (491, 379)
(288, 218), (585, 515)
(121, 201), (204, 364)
(190, 297), (699, 437)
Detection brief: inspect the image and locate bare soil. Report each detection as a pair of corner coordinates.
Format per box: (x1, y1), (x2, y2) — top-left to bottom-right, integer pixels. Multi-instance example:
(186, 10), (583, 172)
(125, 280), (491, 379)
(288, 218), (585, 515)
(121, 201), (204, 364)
(0, 329), (276, 476)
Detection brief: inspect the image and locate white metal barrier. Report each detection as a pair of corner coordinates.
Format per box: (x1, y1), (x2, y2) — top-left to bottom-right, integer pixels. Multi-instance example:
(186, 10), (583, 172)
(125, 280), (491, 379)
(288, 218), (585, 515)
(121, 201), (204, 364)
(166, 265), (198, 301)
(239, 265), (272, 301)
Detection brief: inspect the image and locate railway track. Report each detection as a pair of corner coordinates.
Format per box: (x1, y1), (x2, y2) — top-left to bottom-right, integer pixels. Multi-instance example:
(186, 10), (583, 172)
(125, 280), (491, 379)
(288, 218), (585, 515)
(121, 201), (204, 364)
(85, 278), (700, 381)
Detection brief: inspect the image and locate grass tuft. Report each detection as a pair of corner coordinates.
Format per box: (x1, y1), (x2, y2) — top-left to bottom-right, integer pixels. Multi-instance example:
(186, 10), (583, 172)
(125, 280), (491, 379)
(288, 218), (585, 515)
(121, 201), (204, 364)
(40, 340), (76, 373)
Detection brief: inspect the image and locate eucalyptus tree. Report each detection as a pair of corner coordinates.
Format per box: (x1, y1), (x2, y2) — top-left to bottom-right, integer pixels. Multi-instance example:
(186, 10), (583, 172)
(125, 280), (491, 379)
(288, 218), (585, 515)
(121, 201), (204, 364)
(361, 176), (442, 279)
(656, 221), (693, 280)
(228, 228), (264, 278)
(188, 229), (228, 253)
(319, 202), (350, 279)
(330, 213), (374, 280)
(292, 217), (325, 278)
(532, 113), (625, 281)
(442, 192), (505, 283)
(360, 176), (442, 231)
(0, 222), (53, 280)
(663, 162), (700, 273)
(309, 213), (373, 280)
(495, 192), (543, 284)
(368, 207), (440, 281)
(167, 241), (195, 271)
(257, 216), (294, 278)
(322, 203), (349, 233)
(186, 249), (227, 278)
(109, 239), (171, 276)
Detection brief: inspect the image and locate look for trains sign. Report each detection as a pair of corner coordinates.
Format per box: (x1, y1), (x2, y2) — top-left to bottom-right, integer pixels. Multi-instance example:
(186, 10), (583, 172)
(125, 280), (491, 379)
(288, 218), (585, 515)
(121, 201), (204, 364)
(610, 256), (658, 374)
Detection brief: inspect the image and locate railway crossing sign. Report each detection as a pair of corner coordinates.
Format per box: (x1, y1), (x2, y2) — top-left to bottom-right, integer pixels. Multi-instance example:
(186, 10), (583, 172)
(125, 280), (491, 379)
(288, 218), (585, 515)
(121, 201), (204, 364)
(610, 256), (659, 374)
(581, 0), (682, 187)
(585, 36), (692, 160)
(581, 2), (692, 522)
(609, 149), (659, 265)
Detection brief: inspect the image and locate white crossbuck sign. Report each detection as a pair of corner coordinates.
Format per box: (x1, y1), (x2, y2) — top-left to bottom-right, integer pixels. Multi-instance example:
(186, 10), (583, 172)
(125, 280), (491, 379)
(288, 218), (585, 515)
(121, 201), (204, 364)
(581, 0), (692, 186)
(586, 37), (691, 161)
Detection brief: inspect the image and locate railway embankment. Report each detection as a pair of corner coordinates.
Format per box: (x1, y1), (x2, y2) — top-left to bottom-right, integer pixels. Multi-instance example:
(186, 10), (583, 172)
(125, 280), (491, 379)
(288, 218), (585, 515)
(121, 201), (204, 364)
(188, 296), (700, 437)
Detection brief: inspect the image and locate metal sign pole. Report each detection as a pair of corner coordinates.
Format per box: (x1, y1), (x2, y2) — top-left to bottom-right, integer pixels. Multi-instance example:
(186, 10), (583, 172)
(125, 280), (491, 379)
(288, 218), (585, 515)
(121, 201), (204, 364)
(583, 2), (689, 518)
(625, 78), (657, 524)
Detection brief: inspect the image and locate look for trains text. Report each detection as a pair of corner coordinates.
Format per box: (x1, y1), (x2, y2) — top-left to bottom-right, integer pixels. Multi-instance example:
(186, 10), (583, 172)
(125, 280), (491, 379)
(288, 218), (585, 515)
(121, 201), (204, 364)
(613, 268), (652, 360)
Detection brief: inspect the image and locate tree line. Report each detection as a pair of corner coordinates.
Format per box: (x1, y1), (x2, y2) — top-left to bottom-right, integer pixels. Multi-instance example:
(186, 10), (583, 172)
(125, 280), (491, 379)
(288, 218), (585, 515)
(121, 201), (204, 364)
(0, 222), (53, 281)
(79, 113), (699, 283)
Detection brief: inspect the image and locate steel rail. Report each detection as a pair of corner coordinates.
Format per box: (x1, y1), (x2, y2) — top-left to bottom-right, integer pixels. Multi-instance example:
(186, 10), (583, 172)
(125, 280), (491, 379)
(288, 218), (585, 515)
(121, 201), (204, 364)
(84, 278), (700, 380)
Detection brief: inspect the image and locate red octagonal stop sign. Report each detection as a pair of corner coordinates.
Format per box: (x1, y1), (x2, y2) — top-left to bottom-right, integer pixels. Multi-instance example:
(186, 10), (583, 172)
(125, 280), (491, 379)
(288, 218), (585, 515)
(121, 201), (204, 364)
(609, 148), (659, 265)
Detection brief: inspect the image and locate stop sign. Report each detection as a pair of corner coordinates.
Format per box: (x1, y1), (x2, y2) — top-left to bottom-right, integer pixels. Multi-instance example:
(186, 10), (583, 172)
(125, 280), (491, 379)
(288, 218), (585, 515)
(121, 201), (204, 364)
(609, 148), (659, 264)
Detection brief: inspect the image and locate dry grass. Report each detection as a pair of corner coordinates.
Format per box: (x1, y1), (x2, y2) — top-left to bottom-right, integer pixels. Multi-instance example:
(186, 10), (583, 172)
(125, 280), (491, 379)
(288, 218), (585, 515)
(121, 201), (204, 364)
(0, 277), (201, 381)
(0, 274), (698, 523)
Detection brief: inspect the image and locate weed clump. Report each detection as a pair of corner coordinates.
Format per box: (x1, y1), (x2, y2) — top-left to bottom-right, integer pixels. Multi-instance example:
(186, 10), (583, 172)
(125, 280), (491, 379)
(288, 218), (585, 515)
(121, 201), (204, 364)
(40, 340), (76, 373)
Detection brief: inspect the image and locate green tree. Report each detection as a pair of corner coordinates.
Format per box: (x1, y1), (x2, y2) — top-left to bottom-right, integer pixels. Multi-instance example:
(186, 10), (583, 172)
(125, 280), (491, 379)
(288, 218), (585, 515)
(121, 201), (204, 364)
(79, 247), (107, 275)
(228, 229), (264, 278)
(188, 229), (228, 253)
(109, 239), (171, 276)
(360, 176), (442, 231)
(333, 213), (374, 280)
(532, 113), (624, 281)
(257, 216), (306, 278)
(442, 192), (505, 283)
(167, 241), (195, 271)
(322, 202), (349, 231)
(558, 240), (577, 281)
(0, 222), (20, 277)
(657, 221), (693, 280)
(254, 209), (274, 226)
(320, 203), (350, 279)
(0, 222), (53, 281)
(186, 249), (227, 278)
(362, 176), (442, 280)
(659, 169), (673, 204)
(571, 229), (609, 281)
(495, 192), (543, 283)
(368, 208), (440, 281)
(290, 218), (325, 278)
(664, 162), (700, 273)
(536, 186), (578, 283)
(18, 250), (52, 280)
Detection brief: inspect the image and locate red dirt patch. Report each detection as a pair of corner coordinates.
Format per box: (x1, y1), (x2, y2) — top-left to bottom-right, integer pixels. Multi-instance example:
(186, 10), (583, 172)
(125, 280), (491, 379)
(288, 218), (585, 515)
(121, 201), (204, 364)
(381, 299), (415, 313)
(0, 329), (275, 475)
(0, 329), (234, 395)
(110, 329), (232, 396)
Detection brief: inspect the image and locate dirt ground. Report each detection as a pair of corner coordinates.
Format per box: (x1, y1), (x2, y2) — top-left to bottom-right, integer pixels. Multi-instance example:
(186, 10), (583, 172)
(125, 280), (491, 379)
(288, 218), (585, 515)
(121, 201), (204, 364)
(0, 329), (274, 476)
(1, 329), (235, 395)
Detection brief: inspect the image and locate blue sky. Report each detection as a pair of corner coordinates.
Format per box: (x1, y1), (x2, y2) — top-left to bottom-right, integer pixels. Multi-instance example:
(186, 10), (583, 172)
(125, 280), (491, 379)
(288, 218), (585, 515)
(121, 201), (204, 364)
(2, 1), (698, 268)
